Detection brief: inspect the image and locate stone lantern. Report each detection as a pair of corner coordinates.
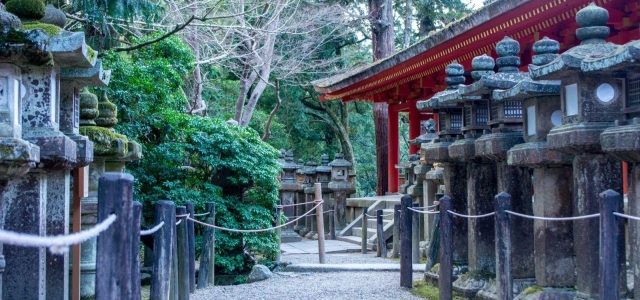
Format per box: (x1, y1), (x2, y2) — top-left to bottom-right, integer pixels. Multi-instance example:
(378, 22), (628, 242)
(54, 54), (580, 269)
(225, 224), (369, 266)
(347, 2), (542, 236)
(315, 154), (332, 234)
(278, 150), (302, 242)
(407, 154), (428, 240)
(78, 89), (141, 298)
(447, 54), (498, 295)
(0, 4), (109, 297)
(294, 158), (307, 235)
(417, 62), (468, 271)
(302, 160), (319, 238)
(328, 153), (353, 230)
(396, 159), (414, 194)
(499, 37), (577, 298)
(591, 39), (640, 300)
(459, 37), (537, 296)
(529, 4), (626, 298)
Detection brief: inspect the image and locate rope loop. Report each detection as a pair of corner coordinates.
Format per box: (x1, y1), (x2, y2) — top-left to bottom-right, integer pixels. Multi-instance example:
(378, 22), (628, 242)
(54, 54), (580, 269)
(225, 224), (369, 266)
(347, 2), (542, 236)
(140, 221), (165, 236)
(505, 210), (600, 221)
(447, 210), (496, 219)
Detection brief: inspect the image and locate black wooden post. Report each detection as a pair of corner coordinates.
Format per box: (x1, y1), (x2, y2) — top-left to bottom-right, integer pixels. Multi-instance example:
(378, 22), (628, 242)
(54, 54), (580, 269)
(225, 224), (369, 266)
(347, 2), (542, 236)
(151, 201), (176, 300)
(176, 206), (190, 300)
(361, 208), (368, 254)
(185, 201), (196, 293)
(330, 205), (336, 240)
(412, 202), (420, 264)
(439, 195), (453, 300)
(599, 189), (622, 300)
(376, 209), (386, 257)
(197, 202), (215, 289)
(131, 201), (142, 300)
(495, 192), (512, 300)
(400, 195), (413, 288)
(95, 173), (135, 300)
(392, 204), (401, 258)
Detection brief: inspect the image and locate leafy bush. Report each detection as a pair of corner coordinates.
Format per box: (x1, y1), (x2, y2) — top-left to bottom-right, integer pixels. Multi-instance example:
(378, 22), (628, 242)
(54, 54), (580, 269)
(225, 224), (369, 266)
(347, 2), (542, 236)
(101, 35), (281, 274)
(5, 0), (45, 19)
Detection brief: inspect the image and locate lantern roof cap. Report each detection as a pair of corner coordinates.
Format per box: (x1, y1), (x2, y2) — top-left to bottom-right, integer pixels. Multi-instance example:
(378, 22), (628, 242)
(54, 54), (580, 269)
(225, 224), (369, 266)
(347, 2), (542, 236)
(328, 153), (352, 168)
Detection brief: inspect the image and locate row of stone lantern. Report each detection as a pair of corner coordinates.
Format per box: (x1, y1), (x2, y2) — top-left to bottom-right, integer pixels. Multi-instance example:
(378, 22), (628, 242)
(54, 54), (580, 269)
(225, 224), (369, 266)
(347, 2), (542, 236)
(277, 151), (355, 240)
(416, 3), (638, 299)
(0, 3), (141, 299)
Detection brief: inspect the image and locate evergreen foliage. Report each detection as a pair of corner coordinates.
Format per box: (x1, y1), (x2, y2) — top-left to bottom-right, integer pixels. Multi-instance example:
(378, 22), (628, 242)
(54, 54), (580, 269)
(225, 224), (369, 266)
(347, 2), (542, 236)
(101, 36), (281, 274)
(5, 0), (45, 19)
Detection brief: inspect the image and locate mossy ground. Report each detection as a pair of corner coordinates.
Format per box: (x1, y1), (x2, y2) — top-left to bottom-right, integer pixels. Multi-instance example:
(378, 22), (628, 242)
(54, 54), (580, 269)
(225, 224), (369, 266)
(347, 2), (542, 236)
(522, 285), (544, 295)
(412, 281), (465, 300)
(80, 126), (128, 156)
(22, 21), (61, 36)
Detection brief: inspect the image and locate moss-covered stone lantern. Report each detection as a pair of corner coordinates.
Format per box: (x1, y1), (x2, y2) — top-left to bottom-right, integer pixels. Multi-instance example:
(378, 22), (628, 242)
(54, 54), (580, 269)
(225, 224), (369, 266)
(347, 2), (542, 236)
(498, 37), (577, 299)
(302, 160), (319, 238)
(328, 153), (353, 230)
(529, 4), (626, 298)
(416, 62), (468, 271)
(294, 158), (307, 234)
(315, 154), (332, 235)
(396, 159), (414, 194)
(278, 150), (302, 242)
(591, 38), (640, 300)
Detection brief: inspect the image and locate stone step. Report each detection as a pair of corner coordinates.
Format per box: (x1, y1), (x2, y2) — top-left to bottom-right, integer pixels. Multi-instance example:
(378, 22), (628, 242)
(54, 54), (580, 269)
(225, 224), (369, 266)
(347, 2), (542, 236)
(366, 218), (392, 228)
(336, 235), (363, 246)
(352, 226), (377, 239)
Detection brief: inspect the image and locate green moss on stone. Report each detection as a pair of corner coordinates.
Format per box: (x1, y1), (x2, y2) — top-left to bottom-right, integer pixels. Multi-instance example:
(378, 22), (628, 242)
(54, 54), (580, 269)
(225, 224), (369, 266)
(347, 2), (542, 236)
(80, 126), (128, 157)
(429, 263), (439, 273)
(5, 0), (46, 20)
(21, 21), (60, 36)
(412, 281), (465, 300)
(522, 285), (544, 296)
(87, 46), (97, 62)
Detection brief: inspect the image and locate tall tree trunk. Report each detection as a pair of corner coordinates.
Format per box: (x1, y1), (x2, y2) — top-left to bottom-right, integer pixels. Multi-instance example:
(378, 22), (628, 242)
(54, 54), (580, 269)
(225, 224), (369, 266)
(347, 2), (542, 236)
(369, 0), (394, 195)
(403, 0), (413, 49)
(262, 80), (282, 141)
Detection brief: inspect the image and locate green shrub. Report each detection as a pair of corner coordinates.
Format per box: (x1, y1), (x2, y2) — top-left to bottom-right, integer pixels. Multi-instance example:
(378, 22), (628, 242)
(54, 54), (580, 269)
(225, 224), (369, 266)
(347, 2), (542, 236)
(6, 0), (46, 19)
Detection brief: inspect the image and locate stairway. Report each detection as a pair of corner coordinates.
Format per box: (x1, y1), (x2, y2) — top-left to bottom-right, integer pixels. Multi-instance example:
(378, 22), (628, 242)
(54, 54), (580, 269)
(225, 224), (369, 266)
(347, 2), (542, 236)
(337, 196), (401, 250)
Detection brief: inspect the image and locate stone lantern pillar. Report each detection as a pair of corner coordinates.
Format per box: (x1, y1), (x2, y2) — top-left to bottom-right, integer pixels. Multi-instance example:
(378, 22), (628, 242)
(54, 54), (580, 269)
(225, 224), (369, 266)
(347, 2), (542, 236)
(328, 153), (353, 231)
(278, 150), (302, 242)
(294, 159), (307, 235)
(590, 38), (640, 300)
(501, 37), (577, 298)
(0, 13), (41, 297)
(417, 62), (468, 268)
(316, 154), (332, 234)
(460, 37), (536, 294)
(530, 4), (626, 298)
(303, 161), (318, 238)
(448, 54), (497, 294)
(397, 159), (414, 194)
(78, 90), (141, 298)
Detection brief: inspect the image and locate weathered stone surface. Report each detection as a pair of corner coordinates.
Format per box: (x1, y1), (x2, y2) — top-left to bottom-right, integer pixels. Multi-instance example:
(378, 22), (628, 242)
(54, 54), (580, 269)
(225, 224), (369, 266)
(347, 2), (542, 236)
(246, 264), (273, 283)
(442, 162), (467, 264)
(0, 137), (39, 178)
(507, 142), (571, 167)
(40, 4), (66, 28)
(448, 138), (477, 161)
(466, 161), (496, 274)
(422, 141), (453, 163)
(475, 131), (523, 161)
(45, 169), (70, 300)
(546, 122), (610, 154)
(0, 4), (21, 32)
(600, 119), (640, 162)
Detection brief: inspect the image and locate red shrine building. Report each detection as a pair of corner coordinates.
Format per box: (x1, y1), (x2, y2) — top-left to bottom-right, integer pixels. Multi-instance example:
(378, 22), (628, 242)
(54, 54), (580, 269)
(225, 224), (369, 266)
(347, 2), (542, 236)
(313, 0), (639, 193)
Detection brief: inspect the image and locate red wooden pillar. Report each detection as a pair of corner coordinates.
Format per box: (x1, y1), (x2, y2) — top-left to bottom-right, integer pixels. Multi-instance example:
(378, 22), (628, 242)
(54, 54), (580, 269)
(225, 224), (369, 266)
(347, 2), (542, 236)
(408, 100), (421, 155)
(388, 104), (399, 193)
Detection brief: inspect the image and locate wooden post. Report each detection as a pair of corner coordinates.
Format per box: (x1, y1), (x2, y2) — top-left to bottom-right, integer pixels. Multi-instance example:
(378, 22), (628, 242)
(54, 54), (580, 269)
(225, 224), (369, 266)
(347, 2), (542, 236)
(361, 208), (368, 254)
(412, 202), (420, 264)
(439, 195), (453, 300)
(151, 201), (176, 300)
(329, 205), (336, 240)
(376, 209), (387, 258)
(197, 202), (215, 289)
(71, 166), (86, 300)
(171, 209), (178, 300)
(599, 189), (621, 300)
(95, 173), (135, 300)
(132, 201), (142, 300)
(314, 183), (326, 264)
(275, 206), (282, 263)
(185, 201), (196, 293)
(400, 195), (413, 288)
(495, 192), (512, 300)
(176, 206), (190, 300)
(392, 204), (401, 258)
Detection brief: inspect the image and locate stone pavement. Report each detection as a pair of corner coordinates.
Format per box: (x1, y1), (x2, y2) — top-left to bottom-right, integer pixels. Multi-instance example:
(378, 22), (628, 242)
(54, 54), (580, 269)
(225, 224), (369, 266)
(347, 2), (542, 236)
(280, 239), (361, 254)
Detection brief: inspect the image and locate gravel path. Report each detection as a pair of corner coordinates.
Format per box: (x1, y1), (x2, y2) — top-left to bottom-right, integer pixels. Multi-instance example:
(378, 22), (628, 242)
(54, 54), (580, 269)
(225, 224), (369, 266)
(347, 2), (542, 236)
(191, 253), (423, 300)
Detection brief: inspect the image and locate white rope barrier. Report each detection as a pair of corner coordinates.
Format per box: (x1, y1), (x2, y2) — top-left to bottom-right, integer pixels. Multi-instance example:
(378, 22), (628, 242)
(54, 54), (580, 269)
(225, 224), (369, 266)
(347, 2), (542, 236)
(283, 209), (335, 219)
(176, 213), (190, 218)
(364, 212), (394, 218)
(176, 219), (183, 226)
(505, 210), (600, 221)
(0, 214), (117, 254)
(407, 207), (440, 214)
(192, 212), (210, 217)
(140, 221), (165, 236)
(447, 210), (496, 219)
(613, 212), (640, 221)
(277, 201), (317, 208)
(413, 204), (439, 209)
(189, 201), (324, 233)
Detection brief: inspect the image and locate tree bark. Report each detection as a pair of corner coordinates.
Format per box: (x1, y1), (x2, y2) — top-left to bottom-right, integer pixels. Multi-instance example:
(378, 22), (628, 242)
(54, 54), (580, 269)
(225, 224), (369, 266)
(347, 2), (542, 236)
(369, 0), (394, 195)
(403, 0), (413, 49)
(262, 80), (282, 141)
